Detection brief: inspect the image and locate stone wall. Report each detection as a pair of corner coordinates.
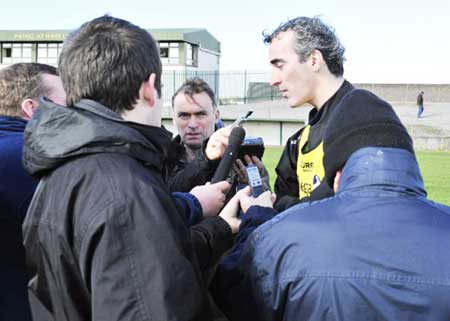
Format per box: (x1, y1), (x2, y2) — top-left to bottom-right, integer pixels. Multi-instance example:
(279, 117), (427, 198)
(354, 83), (450, 103)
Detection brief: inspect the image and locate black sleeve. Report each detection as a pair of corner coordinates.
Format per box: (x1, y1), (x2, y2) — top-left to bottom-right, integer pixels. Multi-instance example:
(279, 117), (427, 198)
(210, 206), (277, 321)
(190, 216), (234, 273)
(274, 195), (302, 212)
(274, 132), (301, 211)
(309, 180), (334, 201)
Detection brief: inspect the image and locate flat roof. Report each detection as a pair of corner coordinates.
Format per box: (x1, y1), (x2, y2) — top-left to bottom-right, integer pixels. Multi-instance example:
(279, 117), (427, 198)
(0, 28), (220, 53)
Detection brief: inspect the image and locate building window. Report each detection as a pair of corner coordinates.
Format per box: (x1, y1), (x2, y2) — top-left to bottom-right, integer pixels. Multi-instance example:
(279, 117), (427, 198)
(37, 43), (63, 65)
(1, 43), (32, 63)
(186, 43), (196, 66)
(160, 46), (169, 58)
(4, 47), (12, 59)
(159, 42), (180, 65)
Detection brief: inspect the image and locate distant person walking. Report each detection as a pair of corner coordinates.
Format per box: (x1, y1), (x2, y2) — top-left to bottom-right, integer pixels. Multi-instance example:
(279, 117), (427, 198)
(417, 90), (424, 118)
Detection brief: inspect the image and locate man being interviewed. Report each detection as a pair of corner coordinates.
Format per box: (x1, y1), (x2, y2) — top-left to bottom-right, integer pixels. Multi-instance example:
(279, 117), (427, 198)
(266, 16), (351, 211)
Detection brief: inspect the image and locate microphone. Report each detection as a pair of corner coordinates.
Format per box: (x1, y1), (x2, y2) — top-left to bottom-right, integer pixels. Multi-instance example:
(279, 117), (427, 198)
(210, 126), (246, 183)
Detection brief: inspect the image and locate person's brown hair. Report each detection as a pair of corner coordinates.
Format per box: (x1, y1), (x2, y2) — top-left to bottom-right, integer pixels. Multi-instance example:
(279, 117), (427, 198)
(172, 77), (216, 108)
(0, 63), (58, 117)
(58, 15), (162, 113)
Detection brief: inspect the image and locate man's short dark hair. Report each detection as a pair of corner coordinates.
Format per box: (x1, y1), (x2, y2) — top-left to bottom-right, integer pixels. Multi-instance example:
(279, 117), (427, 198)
(171, 77), (216, 108)
(0, 63), (58, 118)
(58, 15), (162, 114)
(263, 16), (346, 77)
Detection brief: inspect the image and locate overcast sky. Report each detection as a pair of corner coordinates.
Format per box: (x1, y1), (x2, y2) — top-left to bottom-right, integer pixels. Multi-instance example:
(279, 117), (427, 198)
(1, 0), (448, 83)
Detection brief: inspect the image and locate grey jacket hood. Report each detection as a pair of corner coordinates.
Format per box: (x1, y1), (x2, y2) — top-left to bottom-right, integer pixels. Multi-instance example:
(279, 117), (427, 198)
(23, 98), (172, 177)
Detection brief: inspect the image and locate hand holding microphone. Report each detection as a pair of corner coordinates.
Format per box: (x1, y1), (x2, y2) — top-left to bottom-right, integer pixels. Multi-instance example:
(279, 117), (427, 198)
(205, 110), (253, 161)
(205, 126), (232, 161)
(210, 126), (246, 183)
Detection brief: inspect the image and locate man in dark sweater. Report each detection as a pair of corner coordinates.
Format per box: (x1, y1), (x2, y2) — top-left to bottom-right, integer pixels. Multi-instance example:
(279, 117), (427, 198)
(0, 62), (65, 321)
(168, 77), (229, 192)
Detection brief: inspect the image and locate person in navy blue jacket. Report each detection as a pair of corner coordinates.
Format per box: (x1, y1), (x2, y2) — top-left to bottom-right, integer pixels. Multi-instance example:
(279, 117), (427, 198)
(0, 63), (65, 321)
(231, 86), (450, 321)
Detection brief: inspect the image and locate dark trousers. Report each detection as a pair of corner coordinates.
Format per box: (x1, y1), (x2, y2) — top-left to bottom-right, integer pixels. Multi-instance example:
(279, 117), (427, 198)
(417, 104), (424, 118)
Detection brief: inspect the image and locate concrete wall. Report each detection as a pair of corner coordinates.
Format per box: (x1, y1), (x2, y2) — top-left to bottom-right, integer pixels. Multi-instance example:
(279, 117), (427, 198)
(412, 137), (450, 151)
(164, 115), (450, 151)
(354, 83), (450, 103)
(243, 82), (450, 104)
(162, 100), (450, 151)
(197, 48), (220, 71)
(162, 117), (304, 146)
(161, 101), (305, 146)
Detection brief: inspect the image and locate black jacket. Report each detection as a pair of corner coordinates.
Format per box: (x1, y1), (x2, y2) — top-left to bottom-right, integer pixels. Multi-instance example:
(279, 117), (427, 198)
(167, 135), (219, 192)
(417, 92), (424, 105)
(22, 99), (213, 321)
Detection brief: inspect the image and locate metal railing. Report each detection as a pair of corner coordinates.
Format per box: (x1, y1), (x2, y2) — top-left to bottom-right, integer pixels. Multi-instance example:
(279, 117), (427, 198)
(161, 70), (450, 105)
(161, 70), (280, 106)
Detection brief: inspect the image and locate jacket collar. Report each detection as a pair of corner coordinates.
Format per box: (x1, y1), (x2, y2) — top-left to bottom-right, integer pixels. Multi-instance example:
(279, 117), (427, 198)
(23, 98), (172, 176)
(338, 147), (426, 197)
(0, 115), (27, 132)
(75, 99), (173, 151)
(308, 80), (354, 125)
(75, 99), (127, 122)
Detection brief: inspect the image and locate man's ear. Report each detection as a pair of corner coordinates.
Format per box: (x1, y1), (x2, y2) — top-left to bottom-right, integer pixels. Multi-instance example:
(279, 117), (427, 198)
(21, 98), (39, 120)
(333, 170), (342, 193)
(310, 49), (325, 72)
(214, 109), (219, 122)
(142, 73), (157, 107)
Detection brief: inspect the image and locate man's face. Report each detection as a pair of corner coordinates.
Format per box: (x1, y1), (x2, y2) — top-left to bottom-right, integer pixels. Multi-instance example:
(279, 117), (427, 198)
(41, 74), (66, 106)
(269, 30), (315, 108)
(173, 92), (218, 148)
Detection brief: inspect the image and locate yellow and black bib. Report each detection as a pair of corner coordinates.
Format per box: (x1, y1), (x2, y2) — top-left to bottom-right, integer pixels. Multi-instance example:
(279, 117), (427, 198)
(296, 125), (325, 199)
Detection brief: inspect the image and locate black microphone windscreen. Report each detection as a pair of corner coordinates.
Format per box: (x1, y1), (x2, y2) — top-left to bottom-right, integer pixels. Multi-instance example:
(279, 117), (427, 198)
(229, 126), (246, 146)
(210, 126), (246, 183)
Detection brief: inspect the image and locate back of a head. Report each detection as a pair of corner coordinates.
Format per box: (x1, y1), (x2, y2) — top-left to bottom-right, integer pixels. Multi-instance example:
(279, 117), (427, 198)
(263, 16), (346, 77)
(58, 15), (162, 114)
(323, 90), (415, 186)
(171, 77), (217, 108)
(0, 63), (57, 118)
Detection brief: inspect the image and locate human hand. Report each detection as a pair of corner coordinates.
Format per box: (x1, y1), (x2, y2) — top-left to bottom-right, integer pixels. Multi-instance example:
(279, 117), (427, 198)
(205, 126), (232, 160)
(240, 190), (276, 214)
(219, 186), (251, 234)
(190, 181), (230, 217)
(235, 155), (271, 191)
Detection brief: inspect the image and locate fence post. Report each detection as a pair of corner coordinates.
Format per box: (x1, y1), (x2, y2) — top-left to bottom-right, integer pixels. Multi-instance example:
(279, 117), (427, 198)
(173, 70), (176, 95)
(215, 70), (219, 104)
(243, 70), (247, 103)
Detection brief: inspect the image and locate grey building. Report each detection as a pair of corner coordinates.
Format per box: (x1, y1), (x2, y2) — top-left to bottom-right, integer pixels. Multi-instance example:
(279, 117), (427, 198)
(0, 28), (221, 104)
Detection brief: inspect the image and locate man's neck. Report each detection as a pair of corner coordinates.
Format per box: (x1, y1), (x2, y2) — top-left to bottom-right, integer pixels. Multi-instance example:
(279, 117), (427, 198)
(312, 76), (345, 110)
(121, 101), (161, 127)
(184, 145), (203, 162)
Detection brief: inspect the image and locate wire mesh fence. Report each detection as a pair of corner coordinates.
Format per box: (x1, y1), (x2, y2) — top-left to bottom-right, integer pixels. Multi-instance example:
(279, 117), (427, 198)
(161, 70), (279, 106)
(161, 70), (450, 106)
